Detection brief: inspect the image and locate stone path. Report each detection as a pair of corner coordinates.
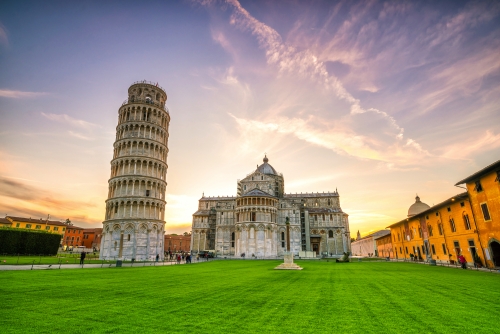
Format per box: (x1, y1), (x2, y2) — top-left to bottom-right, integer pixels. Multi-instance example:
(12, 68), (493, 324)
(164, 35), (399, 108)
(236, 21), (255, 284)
(0, 261), (188, 271)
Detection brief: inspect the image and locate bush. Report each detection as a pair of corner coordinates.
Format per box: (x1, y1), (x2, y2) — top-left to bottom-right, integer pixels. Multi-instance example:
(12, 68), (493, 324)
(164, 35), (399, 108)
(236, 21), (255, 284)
(0, 228), (62, 255)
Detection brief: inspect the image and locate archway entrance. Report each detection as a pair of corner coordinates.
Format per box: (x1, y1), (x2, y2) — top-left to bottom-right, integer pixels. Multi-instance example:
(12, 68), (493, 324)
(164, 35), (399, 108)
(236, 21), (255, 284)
(490, 241), (500, 267)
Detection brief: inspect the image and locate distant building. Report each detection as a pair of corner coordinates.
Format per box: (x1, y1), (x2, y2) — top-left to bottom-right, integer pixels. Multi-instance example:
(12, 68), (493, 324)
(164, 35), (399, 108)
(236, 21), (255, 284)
(351, 230), (391, 257)
(5, 216), (67, 235)
(165, 234), (190, 253)
(191, 156), (350, 257)
(375, 233), (393, 258)
(82, 228), (103, 250)
(63, 226), (85, 249)
(0, 217), (11, 227)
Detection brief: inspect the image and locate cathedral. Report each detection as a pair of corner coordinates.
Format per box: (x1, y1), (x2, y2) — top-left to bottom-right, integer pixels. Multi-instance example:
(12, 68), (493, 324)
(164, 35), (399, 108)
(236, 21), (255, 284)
(190, 156), (351, 258)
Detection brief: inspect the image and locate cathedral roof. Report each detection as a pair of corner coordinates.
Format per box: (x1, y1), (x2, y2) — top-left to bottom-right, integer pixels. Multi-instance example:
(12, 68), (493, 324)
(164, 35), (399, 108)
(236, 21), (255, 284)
(256, 155), (278, 175)
(241, 188), (276, 198)
(407, 195), (430, 217)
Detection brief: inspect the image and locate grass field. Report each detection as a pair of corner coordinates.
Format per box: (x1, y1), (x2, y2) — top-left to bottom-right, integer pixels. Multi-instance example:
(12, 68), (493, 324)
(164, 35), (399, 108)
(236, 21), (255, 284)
(1, 260), (499, 333)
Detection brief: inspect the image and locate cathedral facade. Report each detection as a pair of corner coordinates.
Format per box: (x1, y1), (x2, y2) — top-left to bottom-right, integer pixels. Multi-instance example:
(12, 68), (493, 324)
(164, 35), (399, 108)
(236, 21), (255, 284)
(191, 156), (351, 257)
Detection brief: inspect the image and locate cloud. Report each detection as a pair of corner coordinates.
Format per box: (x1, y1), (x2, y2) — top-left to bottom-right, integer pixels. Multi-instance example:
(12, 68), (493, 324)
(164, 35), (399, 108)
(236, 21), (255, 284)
(0, 176), (97, 211)
(198, 0), (429, 167)
(0, 176), (101, 224)
(230, 113), (430, 167)
(0, 23), (8, 47)
(41, 112), (99, 130)
(68, 131), (93, 141)
(439, 130), (500, 160)
(0, 89), (47, 98)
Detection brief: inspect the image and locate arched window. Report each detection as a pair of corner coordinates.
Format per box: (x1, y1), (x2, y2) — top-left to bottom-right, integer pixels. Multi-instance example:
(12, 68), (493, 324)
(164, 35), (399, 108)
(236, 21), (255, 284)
(463, 214), (471, 230)
(328, 230), (333, 238)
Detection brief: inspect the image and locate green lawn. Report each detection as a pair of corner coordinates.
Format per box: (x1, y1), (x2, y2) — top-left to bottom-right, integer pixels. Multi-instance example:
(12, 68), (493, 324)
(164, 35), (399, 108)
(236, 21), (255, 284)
(1, 261), (498, 333)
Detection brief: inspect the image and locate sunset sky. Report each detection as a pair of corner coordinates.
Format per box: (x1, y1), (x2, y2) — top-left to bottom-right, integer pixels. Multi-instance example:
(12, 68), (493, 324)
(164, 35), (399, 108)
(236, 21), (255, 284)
(0, 0), (499, 236)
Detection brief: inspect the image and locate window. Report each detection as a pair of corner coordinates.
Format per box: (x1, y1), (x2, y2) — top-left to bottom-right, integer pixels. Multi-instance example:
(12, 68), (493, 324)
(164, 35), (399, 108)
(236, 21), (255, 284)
(244, 185), (246, 190)
(35, 225), (41, 229)
(251, 212), (256, 221)
(231, 232), (235, 247)
(397, 233), (400, 241)
(314, 215), (317, 221)
(45, 226), (50, 230)
(16, 223), (20, 227)
(146, 190), (150, 196)
(115, 205), (118, 213)
(447, 207), (451, 212)
(438, 223), (443, 235)
(463, 214), (471, 230)
(431, 244), (436, 255)
(468, 240), (475, 247)
(474, 180), (483, 192)
(460, 202), (465, 207)
(480, 203), (491, 221)
(400, 247), (402, 254)
(428, 225), (433, 237)
(418, 226), (422, 238)
(26, 224), (32, 229)
(442, 244), (447, 254)
(435, 212), (439, 216)
(329, 230), (333, 238)
(405, 247), (408, 254)
(128, 234), (131, 241)
(496, 170), (500, 182)
(261, 176), (263, 180)
(426, 215), (429, 220)
(450, 218), (456, 232)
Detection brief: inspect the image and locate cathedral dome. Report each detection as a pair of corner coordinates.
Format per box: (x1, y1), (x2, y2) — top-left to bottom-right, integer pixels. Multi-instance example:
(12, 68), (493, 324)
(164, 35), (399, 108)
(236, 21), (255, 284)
(408, 195), (430, 217)
(256, 155), (278, 175)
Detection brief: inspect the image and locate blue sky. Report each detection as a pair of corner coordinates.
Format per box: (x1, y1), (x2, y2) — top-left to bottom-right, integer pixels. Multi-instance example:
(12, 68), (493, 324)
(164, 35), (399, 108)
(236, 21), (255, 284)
(0, 0), (499, 235)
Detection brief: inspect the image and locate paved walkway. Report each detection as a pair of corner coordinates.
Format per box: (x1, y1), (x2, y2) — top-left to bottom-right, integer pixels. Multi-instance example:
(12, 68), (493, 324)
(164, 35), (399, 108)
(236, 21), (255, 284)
(0, 261), (190, 271)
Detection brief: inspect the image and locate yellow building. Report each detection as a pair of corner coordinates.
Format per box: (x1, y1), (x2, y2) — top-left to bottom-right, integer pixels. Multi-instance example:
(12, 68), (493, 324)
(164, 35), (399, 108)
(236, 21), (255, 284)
(388, 193), (482, 266)
(0, 217), (12, 228)
(6, 216), (67, 235)
(455, 159), (500, 268)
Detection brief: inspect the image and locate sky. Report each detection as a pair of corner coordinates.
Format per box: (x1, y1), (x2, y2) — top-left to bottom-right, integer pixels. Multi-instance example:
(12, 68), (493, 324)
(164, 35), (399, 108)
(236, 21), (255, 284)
(0, 0), (499, 236)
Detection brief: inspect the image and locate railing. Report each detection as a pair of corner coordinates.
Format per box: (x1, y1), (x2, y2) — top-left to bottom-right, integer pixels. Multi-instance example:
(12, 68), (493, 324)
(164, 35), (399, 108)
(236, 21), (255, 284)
(122, 98), (169, 113)
(131, 80), (166, 93)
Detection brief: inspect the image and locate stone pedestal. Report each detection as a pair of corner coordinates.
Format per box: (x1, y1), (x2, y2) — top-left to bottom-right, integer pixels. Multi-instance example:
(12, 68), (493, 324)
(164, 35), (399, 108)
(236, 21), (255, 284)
(274, 252), (303, 270)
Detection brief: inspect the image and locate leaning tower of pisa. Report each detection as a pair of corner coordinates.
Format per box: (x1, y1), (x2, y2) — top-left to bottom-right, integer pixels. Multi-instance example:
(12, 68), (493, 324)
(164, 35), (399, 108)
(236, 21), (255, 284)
(100, 81), (170, 261)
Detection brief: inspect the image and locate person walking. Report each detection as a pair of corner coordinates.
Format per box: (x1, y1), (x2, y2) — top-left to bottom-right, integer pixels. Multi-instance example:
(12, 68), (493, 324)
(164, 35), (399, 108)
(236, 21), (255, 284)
(458, 254), (467, 269)
(80, 251), (86, 265)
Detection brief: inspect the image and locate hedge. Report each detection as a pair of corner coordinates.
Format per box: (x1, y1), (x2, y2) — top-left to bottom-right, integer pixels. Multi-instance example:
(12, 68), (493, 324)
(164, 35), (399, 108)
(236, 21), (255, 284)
(0, 228), (62, 255)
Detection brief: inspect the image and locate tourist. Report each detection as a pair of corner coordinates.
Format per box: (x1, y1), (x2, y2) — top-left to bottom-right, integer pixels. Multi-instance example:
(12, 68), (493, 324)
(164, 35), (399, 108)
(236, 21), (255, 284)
(80, 251), (86, 265)
(458, 254), (467, 269)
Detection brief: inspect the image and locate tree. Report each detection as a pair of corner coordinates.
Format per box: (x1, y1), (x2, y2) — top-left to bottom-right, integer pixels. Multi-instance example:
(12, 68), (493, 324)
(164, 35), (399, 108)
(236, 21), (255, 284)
(65, 219), (72, 226)
(350, 238), (355, 243)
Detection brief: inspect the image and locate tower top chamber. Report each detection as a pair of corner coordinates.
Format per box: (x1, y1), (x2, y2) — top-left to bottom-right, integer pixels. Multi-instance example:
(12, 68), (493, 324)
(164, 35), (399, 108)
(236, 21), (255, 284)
(124, 81), (168, 111)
